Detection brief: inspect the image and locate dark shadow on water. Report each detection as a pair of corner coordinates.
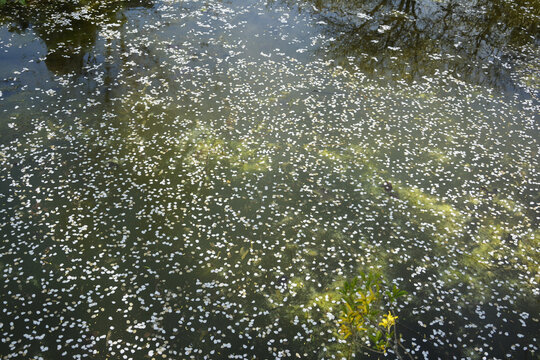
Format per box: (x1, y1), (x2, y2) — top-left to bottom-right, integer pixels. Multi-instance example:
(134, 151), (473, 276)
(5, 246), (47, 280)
(41, 20), (98, 75)
(0, 0), (153, 75)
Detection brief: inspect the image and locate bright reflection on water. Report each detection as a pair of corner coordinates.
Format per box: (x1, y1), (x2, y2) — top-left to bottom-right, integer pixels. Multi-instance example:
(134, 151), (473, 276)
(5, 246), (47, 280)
(0, 0), (538, 358)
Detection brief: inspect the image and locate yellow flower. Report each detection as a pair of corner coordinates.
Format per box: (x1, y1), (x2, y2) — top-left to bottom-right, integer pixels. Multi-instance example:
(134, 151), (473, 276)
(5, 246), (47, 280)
(379, 311), (398, 328)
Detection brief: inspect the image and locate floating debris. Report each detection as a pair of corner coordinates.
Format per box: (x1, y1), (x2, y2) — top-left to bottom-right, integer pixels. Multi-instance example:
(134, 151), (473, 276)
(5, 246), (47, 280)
(0, 0), (538, 359)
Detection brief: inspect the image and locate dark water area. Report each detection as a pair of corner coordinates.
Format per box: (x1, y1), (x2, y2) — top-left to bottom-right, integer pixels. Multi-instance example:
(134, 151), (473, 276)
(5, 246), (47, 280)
(0, 0), (538, 359)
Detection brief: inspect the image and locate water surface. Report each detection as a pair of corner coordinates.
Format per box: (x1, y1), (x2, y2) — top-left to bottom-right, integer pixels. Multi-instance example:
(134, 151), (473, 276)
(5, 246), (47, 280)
(0, 0), (538, 358)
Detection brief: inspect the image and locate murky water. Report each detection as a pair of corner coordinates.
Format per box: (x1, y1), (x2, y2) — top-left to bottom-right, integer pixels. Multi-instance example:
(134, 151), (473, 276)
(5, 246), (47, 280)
(0, 0), (538, 359)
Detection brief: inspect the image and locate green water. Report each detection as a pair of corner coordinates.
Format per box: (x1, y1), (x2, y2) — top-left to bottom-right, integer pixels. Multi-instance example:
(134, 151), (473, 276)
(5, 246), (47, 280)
(0, 0), (538, 359)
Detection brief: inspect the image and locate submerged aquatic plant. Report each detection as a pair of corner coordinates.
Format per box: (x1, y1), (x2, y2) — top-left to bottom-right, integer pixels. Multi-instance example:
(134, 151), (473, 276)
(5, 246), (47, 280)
(0, 0), (538, 357)
(338, 271), (409, 359)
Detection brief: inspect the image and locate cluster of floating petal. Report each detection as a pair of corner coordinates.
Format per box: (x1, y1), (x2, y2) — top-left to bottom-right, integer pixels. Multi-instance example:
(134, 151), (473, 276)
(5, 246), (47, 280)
(0, 0), (538, 359)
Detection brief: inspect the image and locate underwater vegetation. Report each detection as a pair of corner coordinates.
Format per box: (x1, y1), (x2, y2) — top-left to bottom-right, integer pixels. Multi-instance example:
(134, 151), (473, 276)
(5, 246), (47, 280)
(0, 0), (538, 359)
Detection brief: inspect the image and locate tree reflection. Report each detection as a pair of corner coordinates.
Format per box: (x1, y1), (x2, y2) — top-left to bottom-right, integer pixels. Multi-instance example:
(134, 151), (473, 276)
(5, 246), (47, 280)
(277, 0), (539, 92)
(0, 0), (153, 75)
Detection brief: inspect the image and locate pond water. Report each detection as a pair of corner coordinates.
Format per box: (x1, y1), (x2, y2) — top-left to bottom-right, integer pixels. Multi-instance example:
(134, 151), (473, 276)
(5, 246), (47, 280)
(0, 0), (538, 359)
